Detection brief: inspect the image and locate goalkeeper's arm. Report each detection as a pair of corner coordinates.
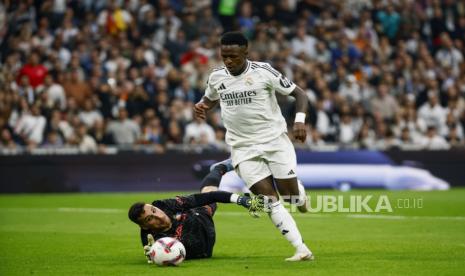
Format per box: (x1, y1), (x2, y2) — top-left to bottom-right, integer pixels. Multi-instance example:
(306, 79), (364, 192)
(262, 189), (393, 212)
(173, 191), (254, 210)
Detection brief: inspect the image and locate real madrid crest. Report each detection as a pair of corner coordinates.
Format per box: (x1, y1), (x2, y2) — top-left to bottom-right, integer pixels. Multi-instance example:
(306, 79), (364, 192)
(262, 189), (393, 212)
(245, 77), (254, 86)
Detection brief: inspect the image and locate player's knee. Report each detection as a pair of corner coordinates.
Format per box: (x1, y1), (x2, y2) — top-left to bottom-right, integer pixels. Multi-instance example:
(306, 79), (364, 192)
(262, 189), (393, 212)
(275, 178), (299, 196)
(201, 186), (218, 193)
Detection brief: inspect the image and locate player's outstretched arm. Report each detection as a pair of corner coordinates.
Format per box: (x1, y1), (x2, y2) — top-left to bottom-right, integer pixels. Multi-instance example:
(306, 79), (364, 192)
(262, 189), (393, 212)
(194, 96), (219, 120)
(289, 86), (309, 143)
(173, 191), (267, 217)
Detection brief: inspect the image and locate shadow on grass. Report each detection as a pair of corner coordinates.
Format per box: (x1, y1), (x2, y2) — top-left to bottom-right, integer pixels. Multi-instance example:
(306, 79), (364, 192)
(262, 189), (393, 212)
(123, 254), (283, 266)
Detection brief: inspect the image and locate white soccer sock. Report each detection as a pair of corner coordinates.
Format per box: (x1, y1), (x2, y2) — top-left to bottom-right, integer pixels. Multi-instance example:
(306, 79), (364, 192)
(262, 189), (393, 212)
(268, 201), (310, 252)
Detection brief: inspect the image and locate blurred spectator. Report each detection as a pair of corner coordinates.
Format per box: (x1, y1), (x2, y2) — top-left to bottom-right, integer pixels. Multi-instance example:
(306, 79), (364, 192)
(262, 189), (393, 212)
(97, 1), (133, 35)
(17, 75), (35, 105)
(181, 11), (200, 41)
(174, 78), (196, 103)
(399, 127), (418, 150)
(0, 119), (17, 149)
(184, 117), (215, 145)
(212, 127), (229, 152)
(377, 128), (401, 150)
(357, 122), (376, 149)
(314, 99), (333, 139)
(351, 104), (365, 135)
(197, 7), (222, 38)
(217, 0), (239, 32)
(62, 70), (92, 108)
(78, 99), (103, 128)
(237, 1), (255, 38)
(330, 35), (361, 67)
(291, 26), (317, 59)
(338, 75), (361, 104)
(74, 123), (98, 153)
(166, 119), (183, 145)
(370, 84), (399, 121)
(17, 51), (48, 89)
(421, 126), (450, 150)
(38, 75), (66, 110)
(140, 117), (165, 148)
(444, 86), (465, 119)
(418, 92), (447, 133)
(152, 7), (181, 52)
(442, 113), (464, 140)
(104, 48), (131, 75)
(42, 130), (64, 148)
(435, 33), (464, 77)
(89, 119), (114, 148)
(399, 107), (427, 140)
(306, 127), (326, 149)
(447, 125), (465, 148)
(13, 103), (46, 146)
(314, 41), (331, 64)
(106, 107), (141, 145)
(46, 109), (72, 142)
(338, 113), (355, 144)
(139, 7), (158, 37)
(376, 4), (400, 41)
(276, 0), (296, 25)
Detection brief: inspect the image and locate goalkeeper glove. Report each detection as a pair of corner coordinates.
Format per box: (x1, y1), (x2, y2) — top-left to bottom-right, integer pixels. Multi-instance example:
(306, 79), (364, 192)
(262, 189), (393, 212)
(143, 234), (155, 264)
(237, 194), (268, 218)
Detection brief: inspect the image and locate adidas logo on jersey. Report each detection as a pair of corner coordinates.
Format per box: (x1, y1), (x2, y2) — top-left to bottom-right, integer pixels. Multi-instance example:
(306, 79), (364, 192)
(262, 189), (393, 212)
(288, 169), (295, 175)
(218, 83), (226, 90)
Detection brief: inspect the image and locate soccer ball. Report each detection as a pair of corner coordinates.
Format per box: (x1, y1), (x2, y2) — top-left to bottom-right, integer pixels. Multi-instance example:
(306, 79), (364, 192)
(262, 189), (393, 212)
(148, 237), (186, 266)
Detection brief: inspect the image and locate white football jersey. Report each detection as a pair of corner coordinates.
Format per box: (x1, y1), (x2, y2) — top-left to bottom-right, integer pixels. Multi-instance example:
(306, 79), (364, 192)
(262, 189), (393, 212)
(204, 60), (296, 148)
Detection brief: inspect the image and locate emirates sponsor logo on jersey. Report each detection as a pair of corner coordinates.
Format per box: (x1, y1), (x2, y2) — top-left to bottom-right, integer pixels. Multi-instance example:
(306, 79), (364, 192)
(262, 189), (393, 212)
(220, 90), (257, 106)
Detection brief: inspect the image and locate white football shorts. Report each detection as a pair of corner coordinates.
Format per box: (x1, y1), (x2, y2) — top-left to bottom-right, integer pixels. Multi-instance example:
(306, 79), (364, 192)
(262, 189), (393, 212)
(233, 133), (297, 188)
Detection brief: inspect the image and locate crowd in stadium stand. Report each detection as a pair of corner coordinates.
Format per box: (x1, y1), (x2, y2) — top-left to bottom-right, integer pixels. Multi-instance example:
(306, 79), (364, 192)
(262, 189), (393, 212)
(0, 0), (464, 154)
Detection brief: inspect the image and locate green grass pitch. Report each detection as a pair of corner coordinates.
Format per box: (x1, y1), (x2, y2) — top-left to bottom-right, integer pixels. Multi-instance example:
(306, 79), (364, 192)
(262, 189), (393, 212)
(1, 189), (465, 275)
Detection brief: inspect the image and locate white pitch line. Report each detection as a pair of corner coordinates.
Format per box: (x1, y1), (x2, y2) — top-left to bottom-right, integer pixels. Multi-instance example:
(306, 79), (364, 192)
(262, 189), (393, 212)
(347, 214), (408, 220)
(346, 214), (465, 221)
(0, 207), (125, 213)
(218, 212), (465, 221)
(57, 207), (124, 213)
(1, 208), (465, 221)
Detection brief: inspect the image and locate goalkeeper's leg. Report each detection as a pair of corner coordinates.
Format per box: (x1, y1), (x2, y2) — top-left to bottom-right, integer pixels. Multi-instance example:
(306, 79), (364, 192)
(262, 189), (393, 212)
(200, 159), (232, 193)
(197, 160), (232, 218)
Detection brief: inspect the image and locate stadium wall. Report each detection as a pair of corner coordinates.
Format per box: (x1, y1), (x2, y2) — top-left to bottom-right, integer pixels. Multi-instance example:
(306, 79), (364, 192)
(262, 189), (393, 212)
(0, 150), (464, 193)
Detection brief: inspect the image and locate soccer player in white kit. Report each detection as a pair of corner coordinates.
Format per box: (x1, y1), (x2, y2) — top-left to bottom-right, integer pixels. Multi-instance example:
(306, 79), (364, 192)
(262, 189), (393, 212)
(194, 32), (313, 261)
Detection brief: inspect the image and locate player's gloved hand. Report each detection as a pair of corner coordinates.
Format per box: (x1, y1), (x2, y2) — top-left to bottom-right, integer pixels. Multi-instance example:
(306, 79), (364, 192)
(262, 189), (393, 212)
(237, 194), (269, 218)
(143, 234), (155, 264)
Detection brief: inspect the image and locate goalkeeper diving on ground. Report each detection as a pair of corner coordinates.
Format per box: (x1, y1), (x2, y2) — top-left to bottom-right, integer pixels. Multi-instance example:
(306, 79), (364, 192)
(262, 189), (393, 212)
(128, 160), (267, 262)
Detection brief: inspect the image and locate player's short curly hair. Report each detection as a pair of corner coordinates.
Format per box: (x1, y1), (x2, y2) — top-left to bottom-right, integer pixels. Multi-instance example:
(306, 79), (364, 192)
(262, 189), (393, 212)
(220, 31), (248, 47)
(128, 202), (145, 224)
